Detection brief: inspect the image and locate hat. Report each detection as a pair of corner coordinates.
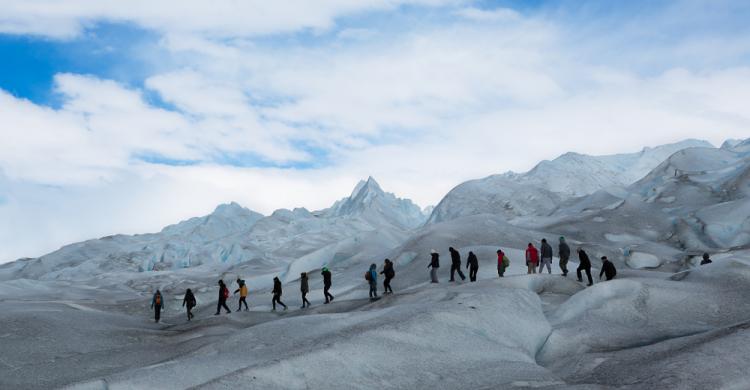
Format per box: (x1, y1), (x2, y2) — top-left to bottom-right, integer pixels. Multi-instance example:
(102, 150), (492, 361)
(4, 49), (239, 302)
(431, 249), (437, 254)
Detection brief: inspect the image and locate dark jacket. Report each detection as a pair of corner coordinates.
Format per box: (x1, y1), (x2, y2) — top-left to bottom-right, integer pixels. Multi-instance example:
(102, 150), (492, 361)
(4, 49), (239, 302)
(466, 252), (479, 269)
(429, 253), (440, 268)
(218, 284), (229, 301)
(300, 275), (309, 293)
(700, 258), (713, 265)
(578, 250), (591, 269)
(381, 262), (395, 278)
(540, 242), (553, 260)
(182, 291), (196, 308)
(450, 248), (461, 266)
(600, 260), (617, 280)
(559, 242), (571, 261)
(273, 279), (283, 295)
(321, 270), (332, 285)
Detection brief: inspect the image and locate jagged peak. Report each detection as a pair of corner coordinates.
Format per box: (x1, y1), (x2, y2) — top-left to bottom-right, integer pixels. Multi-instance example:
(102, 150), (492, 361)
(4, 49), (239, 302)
(349, 176), (384, 198)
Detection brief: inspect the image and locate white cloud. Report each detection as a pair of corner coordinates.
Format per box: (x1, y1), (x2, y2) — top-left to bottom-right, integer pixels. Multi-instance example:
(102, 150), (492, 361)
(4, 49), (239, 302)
(1, 1), (750, 262)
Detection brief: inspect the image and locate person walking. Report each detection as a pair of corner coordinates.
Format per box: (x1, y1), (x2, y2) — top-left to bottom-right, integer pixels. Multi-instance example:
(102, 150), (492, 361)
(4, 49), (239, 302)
(497, 249), (509, 277)
(234, 278), (249, 311)
(539, 239), (553, 274)
(321, 266), (335, 304)
(428, 250), (440, 283)
(558, 237), (571, 277)
(300, 272), (311, 308)
(151, 289), (164, 323)
(449, 247), (466, 282)
(380, 259), (395, 294)
(182, 288), (196, 321)
(700, 253), (713, 265)
(272, 277), (287, 311)
(525, 243), (539, 274)
(600, 256), (617, 281)
(215, 280), (232, 315)
(366, 263), (378, 300)
(576, 248), (593, 286)
(466, 251), (479, 282)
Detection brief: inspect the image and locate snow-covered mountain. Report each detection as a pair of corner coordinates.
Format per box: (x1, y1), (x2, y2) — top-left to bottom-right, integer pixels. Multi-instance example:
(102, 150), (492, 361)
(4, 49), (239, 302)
(427, 139), (712, 224)
(0, 178), (425, 286)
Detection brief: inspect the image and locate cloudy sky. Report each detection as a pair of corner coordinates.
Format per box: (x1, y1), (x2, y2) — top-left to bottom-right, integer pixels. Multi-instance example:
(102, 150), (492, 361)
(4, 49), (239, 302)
(1, 0), (749, 262)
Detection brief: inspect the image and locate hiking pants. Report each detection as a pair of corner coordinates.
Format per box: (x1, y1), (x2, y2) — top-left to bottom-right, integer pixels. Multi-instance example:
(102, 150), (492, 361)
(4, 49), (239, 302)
(430, 267), (439, 283)
(559, 256), (569, 276)
(527, 262), (537, 274)
(577, 266), (593, 284)
(186, 304), (194, 320)
(154, 304), (161, 322)
(540, 258), (552, 274)
(369, 281), (378, 298)
(301, 291), (311, 307)
(383, 276), (393, 293)
(238, 296), (248, 311)
(323, 283), (334, 303)
(469, 267), (478, 282)
(450, 263), (466, 281)
(216, 298), (231, 314)
(272, 294), (286, 310)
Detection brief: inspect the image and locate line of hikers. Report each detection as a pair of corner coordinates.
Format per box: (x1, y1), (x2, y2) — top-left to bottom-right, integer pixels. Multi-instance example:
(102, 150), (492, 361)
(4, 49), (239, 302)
(149, 238), (715, 323)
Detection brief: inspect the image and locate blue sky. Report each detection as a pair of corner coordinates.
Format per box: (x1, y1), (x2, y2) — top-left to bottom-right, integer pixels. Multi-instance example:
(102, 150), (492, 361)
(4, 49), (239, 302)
(1, 0), (750, 262)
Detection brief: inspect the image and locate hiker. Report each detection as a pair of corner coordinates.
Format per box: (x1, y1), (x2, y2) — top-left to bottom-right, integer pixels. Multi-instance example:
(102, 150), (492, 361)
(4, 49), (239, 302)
(300, 272), (311, 308)
(272, 277), (287, 311)
(576, 248), (593, 286)
(366, 263), (378, 300)
(380, 259), (395, 294)
(497, 249), (509, 277)
(559, 237), (571, 276)
(539, 238), (553, 274)
(182, 288), (196, 321)
(449, 247), (466, 282)
(428, 250), (440, 283)
(466, 251), (479, 282)
(321, 266), (335, 304)
(234, 278), (249, 311)
(525, 243), (539, 274)
(151, 289), (164, 323)
(700, 253), (713, 265)
(600, 256), (617, 281)
(215, 280), (232, 315)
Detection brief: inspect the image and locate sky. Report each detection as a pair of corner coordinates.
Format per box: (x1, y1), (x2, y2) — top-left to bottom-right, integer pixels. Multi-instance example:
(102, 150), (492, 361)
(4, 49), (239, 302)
(1, 0), (750, 262)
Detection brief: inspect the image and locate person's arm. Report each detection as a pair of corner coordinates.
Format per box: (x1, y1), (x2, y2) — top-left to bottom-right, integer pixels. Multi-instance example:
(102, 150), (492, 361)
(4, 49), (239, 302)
(234, 288), (240, 294)
(599, 267), (604, 279)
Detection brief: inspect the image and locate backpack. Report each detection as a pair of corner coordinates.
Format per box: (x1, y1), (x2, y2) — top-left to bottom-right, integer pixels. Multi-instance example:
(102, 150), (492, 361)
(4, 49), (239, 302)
(155, 295), (161, 305)
(222, 287), (229, 299)
(503, 255), (510, 268)
(365, 271), (372, 281)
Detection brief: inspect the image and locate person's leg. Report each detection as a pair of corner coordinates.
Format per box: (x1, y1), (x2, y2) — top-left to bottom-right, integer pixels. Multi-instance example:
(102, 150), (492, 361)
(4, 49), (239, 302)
(546, 260), (552, 274)
(450, 265), (456, 281)
(323, 284), (331, 303)
(155, 305), (160, 322)
(431, 268), (438, 283)
(222, 300), (231, 313)
(457, 267), (466, 280)
(216, 300), (222, 315)
(243, 297), (249, 310)
(585, 268), (593, 285)
(272, 295), (277, 310)
(577, 266), (583, 282)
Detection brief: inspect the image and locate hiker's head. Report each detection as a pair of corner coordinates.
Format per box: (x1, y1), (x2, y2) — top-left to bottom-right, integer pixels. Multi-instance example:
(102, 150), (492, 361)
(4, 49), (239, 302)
(542, 238), (547, 243)
(703, 252), (710, 260)
(601, 256), (608, 261)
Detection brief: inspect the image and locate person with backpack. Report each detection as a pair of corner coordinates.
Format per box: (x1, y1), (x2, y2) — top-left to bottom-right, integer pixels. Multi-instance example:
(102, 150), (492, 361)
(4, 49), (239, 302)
(497, 249), (509, 277)
(448, 247), (466, 282)
(300, 272), (311, 308)
(182, 288), (196, 321)
(366, 263), (378, 300)
(600, 256), (617, 281)
(539, 238), (553, 274)
(380, 259), (395, 294)
(466, 251), (479, 282)
(700, 253), (713, 265)
(428, 250), (440, 283)
(151, 289), (164, 323)
(234, 278), (249, 311)
(215, 280), (232, 315)
(576, 248), (593, 286)
(272, 276), (287, 311)
(321, 266), (335, 304)
(525, 243), (539, 274)
(559, 237), (571, 277)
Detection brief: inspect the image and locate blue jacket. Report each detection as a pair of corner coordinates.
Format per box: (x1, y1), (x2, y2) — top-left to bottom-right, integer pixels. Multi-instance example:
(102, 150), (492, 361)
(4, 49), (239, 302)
(369, 268), (377, 283)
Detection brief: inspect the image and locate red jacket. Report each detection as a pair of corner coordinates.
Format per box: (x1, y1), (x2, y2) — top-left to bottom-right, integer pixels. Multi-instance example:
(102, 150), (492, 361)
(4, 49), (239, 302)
(526, 246), (539, 264)
(497, 251), (504, 267)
